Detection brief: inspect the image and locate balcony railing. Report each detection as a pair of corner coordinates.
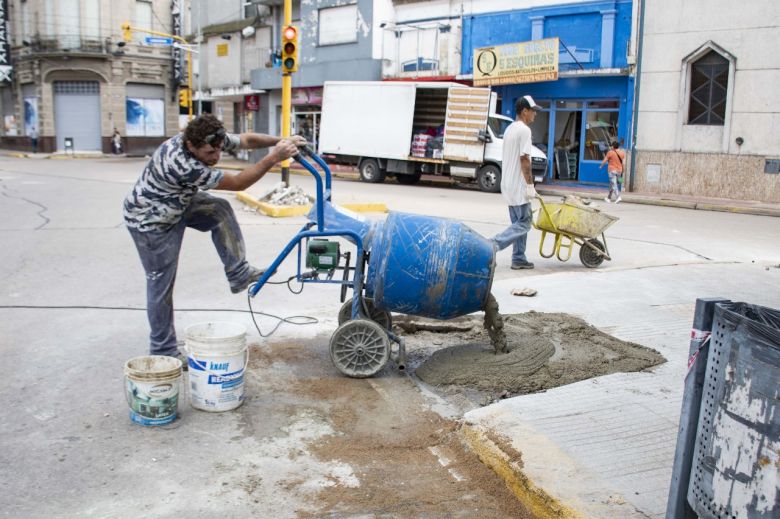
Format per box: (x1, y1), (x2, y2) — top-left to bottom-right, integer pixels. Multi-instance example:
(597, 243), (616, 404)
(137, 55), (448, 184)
(23, 35), (109, 55)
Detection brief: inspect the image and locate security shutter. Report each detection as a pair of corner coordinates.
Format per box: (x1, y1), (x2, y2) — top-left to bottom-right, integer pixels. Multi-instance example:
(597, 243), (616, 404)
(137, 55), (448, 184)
(54, 81), (101, 151)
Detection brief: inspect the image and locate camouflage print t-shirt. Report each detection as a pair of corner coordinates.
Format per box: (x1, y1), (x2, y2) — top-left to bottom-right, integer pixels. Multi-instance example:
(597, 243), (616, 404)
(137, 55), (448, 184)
(123, 133), (240, 232)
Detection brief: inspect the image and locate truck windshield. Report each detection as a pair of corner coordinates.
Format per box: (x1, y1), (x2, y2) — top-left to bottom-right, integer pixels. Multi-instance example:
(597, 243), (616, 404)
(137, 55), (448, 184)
(488, 117), (512, 139)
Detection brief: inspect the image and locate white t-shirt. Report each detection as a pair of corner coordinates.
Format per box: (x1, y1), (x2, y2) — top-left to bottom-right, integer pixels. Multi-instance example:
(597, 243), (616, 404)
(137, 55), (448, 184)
(500, 120), (532, 206)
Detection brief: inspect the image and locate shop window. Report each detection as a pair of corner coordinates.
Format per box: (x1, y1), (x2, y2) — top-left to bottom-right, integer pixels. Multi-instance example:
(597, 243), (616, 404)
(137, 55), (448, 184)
(588, 100), (619, 109)
(318, 4), (357, 46)
(126, 84), (165, 137)
(688, 50), (728, 126)
(556, 100), (582, 110)
(584, 111), (619, 161)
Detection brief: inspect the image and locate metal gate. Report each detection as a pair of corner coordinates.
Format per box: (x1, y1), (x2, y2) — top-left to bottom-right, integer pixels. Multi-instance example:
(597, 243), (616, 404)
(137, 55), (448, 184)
(54, 81), (101, 151)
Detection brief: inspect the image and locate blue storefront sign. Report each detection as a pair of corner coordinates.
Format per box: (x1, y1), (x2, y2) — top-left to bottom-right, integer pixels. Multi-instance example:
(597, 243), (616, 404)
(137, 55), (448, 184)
(463, 0), (635, 185)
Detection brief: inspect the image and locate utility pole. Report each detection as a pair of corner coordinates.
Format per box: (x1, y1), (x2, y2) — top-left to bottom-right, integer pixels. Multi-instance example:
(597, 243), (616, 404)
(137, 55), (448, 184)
(196, 1), (203, 116)
(280, 0), (293, 187)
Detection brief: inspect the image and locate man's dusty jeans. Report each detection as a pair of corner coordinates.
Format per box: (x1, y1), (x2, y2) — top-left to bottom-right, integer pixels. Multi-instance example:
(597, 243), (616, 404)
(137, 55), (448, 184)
(127, 193), (252, 356)
(492, 202), (533, 265)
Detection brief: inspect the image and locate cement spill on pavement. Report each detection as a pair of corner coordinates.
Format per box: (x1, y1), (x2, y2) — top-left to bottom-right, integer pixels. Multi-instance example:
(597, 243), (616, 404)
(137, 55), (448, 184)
(408, 311), (666, 396)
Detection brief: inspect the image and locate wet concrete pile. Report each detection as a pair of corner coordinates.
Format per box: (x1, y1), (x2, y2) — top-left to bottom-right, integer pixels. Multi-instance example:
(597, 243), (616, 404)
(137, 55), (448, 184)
(399, 309), (666, 397)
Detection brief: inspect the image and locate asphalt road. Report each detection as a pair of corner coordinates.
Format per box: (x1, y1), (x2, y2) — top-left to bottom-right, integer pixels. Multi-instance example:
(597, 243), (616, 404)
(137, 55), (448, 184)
(1, 156), (778, 518)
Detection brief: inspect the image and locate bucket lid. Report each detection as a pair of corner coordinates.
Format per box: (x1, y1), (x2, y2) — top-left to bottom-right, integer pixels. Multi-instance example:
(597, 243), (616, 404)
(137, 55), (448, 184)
(185, 321), (247, 343)
(125, 355), (182, 379)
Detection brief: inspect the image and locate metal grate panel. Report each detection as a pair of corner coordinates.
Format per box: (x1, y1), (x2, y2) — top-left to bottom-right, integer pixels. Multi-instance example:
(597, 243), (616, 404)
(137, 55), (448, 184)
(687, 303), (780, 519)
(53, 81), (100, 95)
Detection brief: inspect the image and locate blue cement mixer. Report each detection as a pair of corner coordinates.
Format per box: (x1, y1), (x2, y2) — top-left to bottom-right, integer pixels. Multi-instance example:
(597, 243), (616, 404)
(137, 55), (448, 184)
(250, 148), (495, 378)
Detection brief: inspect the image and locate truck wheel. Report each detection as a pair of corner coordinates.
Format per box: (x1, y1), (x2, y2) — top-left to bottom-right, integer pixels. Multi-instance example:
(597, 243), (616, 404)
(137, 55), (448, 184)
(359, 159), (386, 184)
(477, 165), (501, 193)
(396, 172), (421, 185)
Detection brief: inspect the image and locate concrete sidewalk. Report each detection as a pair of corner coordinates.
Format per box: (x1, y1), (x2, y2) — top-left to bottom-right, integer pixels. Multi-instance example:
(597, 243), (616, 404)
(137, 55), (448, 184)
(461, 262), (780, 518)
(535, 183), (780, 218)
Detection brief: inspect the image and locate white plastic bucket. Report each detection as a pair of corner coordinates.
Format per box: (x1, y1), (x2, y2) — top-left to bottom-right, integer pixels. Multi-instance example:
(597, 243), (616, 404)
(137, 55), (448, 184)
(184, 322), (248, 412)
(124, 355), (183, 426)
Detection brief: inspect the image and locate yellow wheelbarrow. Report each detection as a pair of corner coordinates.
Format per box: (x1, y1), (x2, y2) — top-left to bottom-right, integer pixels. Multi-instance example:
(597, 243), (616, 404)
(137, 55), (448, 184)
(532, 196), (618, 268)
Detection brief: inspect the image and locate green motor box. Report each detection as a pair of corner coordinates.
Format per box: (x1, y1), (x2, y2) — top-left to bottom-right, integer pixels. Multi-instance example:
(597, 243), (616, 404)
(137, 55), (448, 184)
(306, 239), (340, 272)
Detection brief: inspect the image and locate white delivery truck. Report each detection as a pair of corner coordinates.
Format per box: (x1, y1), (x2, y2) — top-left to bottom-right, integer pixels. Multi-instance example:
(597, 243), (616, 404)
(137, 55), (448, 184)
(318, 81), (547, 192)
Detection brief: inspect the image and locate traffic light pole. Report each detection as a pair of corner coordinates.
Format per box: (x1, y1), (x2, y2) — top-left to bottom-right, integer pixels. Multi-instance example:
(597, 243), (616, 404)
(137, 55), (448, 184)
(281, 0), (293, 187)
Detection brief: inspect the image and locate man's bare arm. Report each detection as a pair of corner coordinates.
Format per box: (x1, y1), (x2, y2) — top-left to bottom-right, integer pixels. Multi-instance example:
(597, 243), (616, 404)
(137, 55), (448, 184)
(215, 140), (298, 191)
(239, 133), (307, 149)
(520, 155), (533, 184)
(238, 133), (280, 149)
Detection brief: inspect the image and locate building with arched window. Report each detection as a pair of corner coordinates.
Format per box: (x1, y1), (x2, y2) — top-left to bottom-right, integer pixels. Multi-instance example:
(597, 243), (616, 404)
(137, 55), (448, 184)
(0, 0), (190, 155)
(632, 0), (779, 203)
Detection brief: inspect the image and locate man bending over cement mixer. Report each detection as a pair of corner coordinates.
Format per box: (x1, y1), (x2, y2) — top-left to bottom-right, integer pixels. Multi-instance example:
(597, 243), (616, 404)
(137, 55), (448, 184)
(492, 95), (540, 270)
(123, 113), (303, 363)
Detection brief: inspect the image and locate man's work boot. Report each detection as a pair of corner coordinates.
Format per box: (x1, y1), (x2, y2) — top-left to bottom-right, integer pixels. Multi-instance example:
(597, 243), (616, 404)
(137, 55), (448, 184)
(510, 260), (534, 270)
(171, 352), (189, 371)
(230, 267), (266, 294)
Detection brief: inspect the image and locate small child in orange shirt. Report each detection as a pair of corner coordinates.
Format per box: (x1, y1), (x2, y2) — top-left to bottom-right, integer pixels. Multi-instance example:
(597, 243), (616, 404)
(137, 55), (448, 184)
(600, 141), (626, 203)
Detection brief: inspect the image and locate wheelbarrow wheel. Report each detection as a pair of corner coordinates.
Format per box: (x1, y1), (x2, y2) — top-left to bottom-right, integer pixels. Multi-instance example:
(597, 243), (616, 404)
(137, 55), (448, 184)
(338, 298), (392, 330)
(330, 319), (390, 378)
(579, 238), (606, 268)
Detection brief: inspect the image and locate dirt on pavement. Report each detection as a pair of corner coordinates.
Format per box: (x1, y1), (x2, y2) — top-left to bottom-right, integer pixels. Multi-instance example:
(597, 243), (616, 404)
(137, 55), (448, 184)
(247, 338), (534, 519)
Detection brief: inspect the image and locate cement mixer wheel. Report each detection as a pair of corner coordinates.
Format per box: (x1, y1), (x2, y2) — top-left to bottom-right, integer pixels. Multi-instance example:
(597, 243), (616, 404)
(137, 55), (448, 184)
(330, 319), (390, 378)
(338, 298), (393, 330)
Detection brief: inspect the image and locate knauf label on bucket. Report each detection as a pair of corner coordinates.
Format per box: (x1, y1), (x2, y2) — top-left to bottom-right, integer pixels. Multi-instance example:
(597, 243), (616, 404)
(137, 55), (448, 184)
(124, 355), (183, 426)
(185, 322), (248, 412)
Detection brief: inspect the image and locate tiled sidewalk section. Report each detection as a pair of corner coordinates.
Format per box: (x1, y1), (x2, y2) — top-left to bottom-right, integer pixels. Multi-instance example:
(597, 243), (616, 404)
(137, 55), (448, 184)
(464, 263), (780, 518)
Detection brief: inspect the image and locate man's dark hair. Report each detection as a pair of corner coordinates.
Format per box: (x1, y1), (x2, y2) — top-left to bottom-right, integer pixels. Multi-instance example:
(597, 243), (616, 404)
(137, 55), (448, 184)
(611, 141), (620, 149)
(184, 114), (225, 148)
(515, 96), (534, 115)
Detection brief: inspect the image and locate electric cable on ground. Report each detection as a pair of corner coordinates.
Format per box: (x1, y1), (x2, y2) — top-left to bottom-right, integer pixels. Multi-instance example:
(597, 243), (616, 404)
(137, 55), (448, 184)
(0, 273), (319, 338)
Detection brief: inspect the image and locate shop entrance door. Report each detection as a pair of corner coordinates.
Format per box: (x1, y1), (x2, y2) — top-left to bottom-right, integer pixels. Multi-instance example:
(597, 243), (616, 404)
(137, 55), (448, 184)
(579, 100), (620, 183)
(552, 101), (582, 181)
(54, 81), (101, 151)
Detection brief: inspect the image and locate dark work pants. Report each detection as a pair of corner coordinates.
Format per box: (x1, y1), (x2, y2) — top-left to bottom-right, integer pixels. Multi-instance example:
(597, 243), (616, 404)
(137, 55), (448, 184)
(128, 193), (251, 356)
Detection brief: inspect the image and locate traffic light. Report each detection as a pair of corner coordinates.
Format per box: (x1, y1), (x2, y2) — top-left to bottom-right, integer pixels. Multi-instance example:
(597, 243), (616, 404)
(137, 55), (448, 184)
(121, 22), (132, 42)
(179, 89), (190, 108)
(281, 25), (298, 73)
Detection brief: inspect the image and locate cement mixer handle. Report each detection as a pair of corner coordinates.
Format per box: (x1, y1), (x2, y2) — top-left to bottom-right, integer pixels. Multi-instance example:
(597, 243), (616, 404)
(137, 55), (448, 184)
(301, 144), (317, 157)
(292, 145), (332, 199)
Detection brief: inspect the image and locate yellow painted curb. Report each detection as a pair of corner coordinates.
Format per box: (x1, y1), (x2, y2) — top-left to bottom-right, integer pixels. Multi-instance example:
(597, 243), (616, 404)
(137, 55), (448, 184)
(340, 203), (388, 213)
(460, 423), (581, 519)
(237, 191), (388, 217)
(8, 152), (28, 158)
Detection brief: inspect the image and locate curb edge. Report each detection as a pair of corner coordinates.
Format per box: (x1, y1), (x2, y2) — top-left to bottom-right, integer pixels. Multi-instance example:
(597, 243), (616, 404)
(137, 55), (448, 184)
(460, 423), (582, 519)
